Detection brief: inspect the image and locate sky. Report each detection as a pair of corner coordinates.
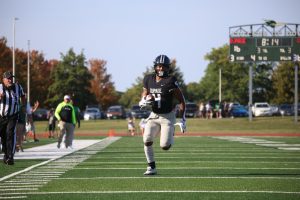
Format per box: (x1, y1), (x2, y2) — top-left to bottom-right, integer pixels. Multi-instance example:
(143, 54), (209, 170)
(0, 0), (299, 92)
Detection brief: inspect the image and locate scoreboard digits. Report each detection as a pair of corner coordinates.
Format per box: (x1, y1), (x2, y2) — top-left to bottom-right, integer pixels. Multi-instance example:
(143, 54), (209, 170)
(230, 37), (300, 62)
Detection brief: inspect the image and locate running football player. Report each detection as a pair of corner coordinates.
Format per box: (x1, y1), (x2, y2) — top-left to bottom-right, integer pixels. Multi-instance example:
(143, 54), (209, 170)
(139, 54), (186, 175)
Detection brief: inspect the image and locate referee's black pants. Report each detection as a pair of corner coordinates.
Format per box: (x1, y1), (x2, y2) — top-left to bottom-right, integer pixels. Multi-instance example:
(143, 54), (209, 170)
(0, 115), (18, 160)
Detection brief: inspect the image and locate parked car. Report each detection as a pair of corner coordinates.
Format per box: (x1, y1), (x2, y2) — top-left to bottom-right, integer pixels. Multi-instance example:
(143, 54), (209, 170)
(252, 102), (273, 117)
(185, 102), (199, 118)
(230, 105), (249, 117)
(106, 105), (126, 119)
(278, 104), (294, 116)
(270, 104), (281, 116)
(33, 108), (48, 121)
(130, 105), (150, 119)
(84, 108), (102, 120)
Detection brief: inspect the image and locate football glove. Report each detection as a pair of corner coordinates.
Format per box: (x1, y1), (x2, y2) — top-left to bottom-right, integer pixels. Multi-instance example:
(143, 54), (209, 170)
(174, 118), (186, 133)
(139, 95), (154, 109)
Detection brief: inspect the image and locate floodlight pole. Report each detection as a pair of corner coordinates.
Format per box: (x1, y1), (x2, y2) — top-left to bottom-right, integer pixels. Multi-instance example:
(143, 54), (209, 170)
(295, 62), (299, 123)
(219, 68), (222, 103)
(27, 40), (30, 104)
(249, 63), (253, 122)
(12, 17), (18, 83)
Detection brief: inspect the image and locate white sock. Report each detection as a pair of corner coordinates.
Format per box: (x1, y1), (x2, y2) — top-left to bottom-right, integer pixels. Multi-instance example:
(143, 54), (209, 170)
(144, 145), (155, 163)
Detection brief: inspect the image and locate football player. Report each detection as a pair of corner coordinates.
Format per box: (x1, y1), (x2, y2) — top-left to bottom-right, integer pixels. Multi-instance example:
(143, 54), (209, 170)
(139, 54), (186, 175)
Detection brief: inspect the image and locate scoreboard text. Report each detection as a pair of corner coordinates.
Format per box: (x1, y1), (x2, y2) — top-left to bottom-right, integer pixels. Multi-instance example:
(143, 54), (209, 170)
(229, 37), (300, 62)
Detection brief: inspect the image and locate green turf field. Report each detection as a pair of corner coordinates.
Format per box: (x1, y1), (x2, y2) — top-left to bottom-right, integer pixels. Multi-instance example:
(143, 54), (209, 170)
(1, 117), (300, 199)
(1, 136), (300, 199)
(33, 116), (300, 135)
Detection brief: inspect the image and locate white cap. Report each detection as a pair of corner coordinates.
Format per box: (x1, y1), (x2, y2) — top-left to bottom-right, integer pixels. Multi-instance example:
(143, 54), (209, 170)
(64, 95), (71, 100)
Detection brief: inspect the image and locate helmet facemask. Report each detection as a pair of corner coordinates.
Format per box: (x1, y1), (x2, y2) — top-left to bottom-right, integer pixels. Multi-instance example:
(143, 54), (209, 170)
(154, 64), (169, 77)
(153, 55), (171, 77)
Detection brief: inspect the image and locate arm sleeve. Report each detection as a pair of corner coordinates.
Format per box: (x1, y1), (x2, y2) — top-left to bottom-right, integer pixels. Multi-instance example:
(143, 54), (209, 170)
(54, 103), (63, 121)
(71, 105), (76, 125)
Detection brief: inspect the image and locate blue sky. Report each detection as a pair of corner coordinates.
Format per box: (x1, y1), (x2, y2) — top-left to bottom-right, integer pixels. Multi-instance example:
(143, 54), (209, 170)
(0, 0), (299, 92)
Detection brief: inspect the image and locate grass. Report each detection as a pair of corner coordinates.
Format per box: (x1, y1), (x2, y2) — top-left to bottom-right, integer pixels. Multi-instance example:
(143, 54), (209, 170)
(32, 116), (300, 135)
(13, 137), (300, 199)
(1, 117), (300, 199)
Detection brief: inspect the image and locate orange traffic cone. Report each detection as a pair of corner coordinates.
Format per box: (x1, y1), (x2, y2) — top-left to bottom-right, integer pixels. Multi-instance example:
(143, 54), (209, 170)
(108, 129), (115, 137)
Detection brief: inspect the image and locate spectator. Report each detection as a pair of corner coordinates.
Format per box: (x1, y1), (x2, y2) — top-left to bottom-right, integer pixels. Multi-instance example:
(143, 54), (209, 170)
(205, 102), (212, 119)
(127, 116), (135, 136)
(199, 102), (205, 118)
(16, 103), (26, 152)
(55, 95), (76, 149)
(71, 99), (80, 128)
(47, 108), (56, 138)
(25, 101), (40, 142)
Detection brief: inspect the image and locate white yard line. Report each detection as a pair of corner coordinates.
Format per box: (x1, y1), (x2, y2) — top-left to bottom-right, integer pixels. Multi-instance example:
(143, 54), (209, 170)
(213, 136), (300, 151)
(1, 190), (300, 195)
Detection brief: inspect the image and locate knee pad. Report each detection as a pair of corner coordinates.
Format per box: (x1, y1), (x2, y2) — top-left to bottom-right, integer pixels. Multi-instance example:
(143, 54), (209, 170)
(144, 141), (153, 146)
(161, 144), (171, 150)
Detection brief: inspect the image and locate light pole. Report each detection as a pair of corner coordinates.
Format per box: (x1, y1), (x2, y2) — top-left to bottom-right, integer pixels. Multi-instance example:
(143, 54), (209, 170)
(27, 40), (30, 104)
(219, 67), (222, 103)
(12, 17), (19, 83)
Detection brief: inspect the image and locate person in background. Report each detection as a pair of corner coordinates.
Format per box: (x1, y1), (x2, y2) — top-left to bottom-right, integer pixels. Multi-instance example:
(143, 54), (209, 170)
(16, 102), (26, 152)
(0, 71), (26, 165)
(47, 108), (56, 138)
(127, 115), (136, 136)
(71, 99), (80, 128)
(25, 101), (39, 142)
(55, 95), (76, 149)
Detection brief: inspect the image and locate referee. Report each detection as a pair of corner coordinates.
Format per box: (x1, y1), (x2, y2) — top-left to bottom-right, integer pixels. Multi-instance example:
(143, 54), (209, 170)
(0, 71), (25, 165)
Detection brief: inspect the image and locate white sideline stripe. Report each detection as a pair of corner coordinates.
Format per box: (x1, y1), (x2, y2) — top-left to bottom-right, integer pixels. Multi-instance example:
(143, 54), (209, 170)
(14, 139), (102, 160)
(278, 147), (300, 150)
(0, 196), (27, 199)
(0, 139), (102, 182)
(1, 182), (47, 185)
(214, 136), (300, 151)
(0, 188), (38, 191)
(56, 176), (300, 180)
(3, 190), (300, 195)
(0, 159), (55, 182)
(0, 185), (42, 188)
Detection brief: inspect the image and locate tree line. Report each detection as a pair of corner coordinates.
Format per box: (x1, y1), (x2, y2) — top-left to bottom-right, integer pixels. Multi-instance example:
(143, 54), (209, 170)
(0, 37), (298, 111)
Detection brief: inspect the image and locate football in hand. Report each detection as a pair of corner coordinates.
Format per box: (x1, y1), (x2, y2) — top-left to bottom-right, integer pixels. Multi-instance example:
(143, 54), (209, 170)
(145, 94), (155, 101)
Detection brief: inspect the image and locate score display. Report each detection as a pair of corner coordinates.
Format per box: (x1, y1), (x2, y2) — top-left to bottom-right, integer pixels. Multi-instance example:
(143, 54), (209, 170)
(229, 37), (300, 62)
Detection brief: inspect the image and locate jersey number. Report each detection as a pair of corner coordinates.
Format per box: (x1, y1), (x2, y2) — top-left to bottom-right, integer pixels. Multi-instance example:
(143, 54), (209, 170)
(151, 93), (161, 108)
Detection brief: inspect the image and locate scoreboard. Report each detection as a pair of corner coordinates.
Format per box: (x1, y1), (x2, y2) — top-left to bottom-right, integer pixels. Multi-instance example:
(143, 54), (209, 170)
(229, 37), (300, 62)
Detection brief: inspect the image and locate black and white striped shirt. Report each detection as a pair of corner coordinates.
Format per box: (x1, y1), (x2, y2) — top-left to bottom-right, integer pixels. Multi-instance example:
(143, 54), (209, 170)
(0, 83), (25, 117)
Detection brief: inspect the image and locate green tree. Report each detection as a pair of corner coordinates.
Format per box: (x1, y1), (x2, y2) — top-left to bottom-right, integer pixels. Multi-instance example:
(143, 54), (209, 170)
(271, 62), (300, 104)
(200, 44), (274, 105)
(47, 48), (95, 110)
(252, 63), (274, 103)
(186, 82), (203, 102)
(201, 45), (249, 104)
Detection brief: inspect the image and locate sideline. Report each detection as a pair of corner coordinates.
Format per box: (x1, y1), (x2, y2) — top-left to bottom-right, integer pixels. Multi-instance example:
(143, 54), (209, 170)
(14, 139), (102, 160)
(0, 139), (102, 182)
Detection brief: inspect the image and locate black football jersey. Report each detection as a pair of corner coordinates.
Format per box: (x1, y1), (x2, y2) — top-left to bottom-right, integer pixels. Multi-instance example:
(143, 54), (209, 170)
(143, 74), (179, 114)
